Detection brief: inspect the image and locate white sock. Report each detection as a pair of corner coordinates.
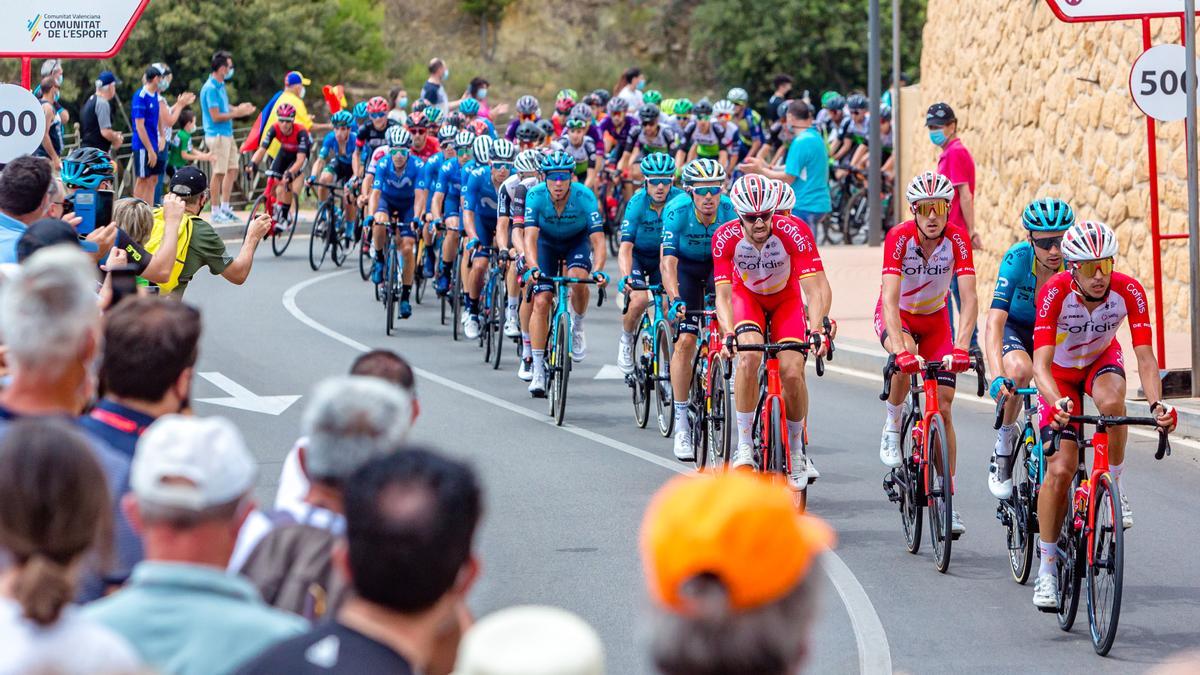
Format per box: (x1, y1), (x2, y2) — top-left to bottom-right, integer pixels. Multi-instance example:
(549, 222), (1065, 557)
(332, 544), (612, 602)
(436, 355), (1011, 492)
(1109, 461), (1124, 486)
(507, 296), (520, 311)
(571, 310), (584, 330)
(1038, 541), (1058, 577)
(787, 419), (805, 454)
(996, 423), (1020, 455)
(522, 333), (532, 359)
(220, 202), (231, 214)
(736, 412), (754, 447)
(884, 401), (903, 432)
(531, 349), (545, 376)
(620, 329), (635, 343)
(674, 402), (690, 432)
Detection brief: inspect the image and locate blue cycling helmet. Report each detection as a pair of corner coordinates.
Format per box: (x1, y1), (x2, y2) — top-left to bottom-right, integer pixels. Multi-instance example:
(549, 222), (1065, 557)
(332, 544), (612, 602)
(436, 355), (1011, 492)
(352, 101), (368, 121)
(61, 147), (114, 189)
(330, 110), (353, 127)
(1022, 198), (1075, 232)
(541, 149), (576, 173)
(640, 152), (676, 177)
(460, 97), (481, 115)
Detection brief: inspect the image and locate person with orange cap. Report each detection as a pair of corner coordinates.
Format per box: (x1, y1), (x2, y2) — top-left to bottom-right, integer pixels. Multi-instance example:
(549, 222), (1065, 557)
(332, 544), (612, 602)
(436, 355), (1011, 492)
(641, 472), (834, 675)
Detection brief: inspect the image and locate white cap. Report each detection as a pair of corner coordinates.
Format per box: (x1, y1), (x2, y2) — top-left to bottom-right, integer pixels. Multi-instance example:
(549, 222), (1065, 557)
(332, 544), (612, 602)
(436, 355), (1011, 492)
(132, 415), (256, 510)
(453, 605), (604, 675)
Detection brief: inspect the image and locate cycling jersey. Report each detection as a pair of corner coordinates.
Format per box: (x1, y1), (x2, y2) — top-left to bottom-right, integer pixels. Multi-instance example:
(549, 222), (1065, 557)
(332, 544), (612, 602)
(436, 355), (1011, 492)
(682, 120), (732, 160)
(661, 193), (736, 263)
(598, 116), (634, 154)
(497, 174), (539, 227)
(435, 158), (468, 219)
(420, 153), (446, 190)
(732, 108), (765, 147)
(318, 132), (354, 169)
(620, 186), (687, 255)
(992, 241), (1055, 328)
(1033, 271), (1152, 370)
(881, 220), (975, 315)
(838, 116), (869, 150)
(463, 170), (501, 249)
(556, 135), (599, 176)
(372, 154), (427, 205)
(356, 120), (397, 162)
(624, 124), (682, 156)
(261, 123), (312, 177)
(523, 182), (603, 243)
(411, 136), (441, 160)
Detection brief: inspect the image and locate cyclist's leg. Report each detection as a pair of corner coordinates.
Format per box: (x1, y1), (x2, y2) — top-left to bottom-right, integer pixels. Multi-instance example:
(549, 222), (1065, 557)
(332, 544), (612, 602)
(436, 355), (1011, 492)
(1035, 369), (1085, 592)
(441, 215), (462, 280)
(396, 204), (417, 301)
(623, 251), (655, 335)
(875, 300), (915, 408)
(317, 167), (335, 202)
(1000, 323), (1036, 425)
(732, 289), (767, 452)
(466, 246), (490, 319)
(766, 293), (810, 450)
(1085, 344), (1132, 528)
(913, 307), (957, 473)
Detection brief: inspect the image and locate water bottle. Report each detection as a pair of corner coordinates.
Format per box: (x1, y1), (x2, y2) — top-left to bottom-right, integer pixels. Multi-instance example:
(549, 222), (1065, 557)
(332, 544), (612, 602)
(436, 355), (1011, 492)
(1072, 479), (1089, 530)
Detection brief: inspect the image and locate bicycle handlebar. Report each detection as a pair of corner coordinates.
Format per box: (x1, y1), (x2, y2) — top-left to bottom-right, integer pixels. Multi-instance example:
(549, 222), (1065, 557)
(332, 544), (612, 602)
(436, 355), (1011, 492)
(880, 350), (985, 401)
(535, 274), (607, 307)
(737, 337), (826, 377)
(1045, 411), (1172, 460)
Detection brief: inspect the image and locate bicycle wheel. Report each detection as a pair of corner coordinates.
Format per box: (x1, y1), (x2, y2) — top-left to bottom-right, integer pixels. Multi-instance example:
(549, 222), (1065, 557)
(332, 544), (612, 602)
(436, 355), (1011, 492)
(1057, 473), (1084, 631)
(606, 223), (619, 257)
(654, 321), (674, 437)
(385, 246), (399, 336)
(1008, 434), (1035, 585)
(451, 263), (463, 341)
(490, 278), (505, 370)
(898, 406), (923, 554)
(926, 413), (953, 573)
(1087, 474), (1124, 655)
(331, 212), (349, 267)
(706, 358), (732, 469)
(414, 241), (428, 303)
(309, 202), (333, 271)
(244, 196), (267, 244)
(843, 190), (869, 245)
(550, 311), (571, 426)
(690, 356), (708, 471)
(631, 319), (651, 428)
(358, 223), (373, 281)
(272, 199), (298, 256)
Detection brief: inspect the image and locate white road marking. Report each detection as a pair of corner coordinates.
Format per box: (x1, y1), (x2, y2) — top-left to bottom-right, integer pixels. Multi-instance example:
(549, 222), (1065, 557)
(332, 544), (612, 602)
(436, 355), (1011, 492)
(593, 364), (627, 380)
(196, 371), (301, 415)
(282, 271), (894, 674)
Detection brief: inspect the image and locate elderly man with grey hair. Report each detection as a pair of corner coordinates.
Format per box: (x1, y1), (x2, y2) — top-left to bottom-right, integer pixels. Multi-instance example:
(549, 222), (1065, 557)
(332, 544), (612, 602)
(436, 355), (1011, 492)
(231, 375), (414, 619)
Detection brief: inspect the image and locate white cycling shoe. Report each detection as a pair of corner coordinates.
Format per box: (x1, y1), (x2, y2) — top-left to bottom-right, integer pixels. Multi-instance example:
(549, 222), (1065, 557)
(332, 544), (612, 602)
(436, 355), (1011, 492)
(787, 453), (810, 491)
(731, 443), (756, 470)
(673, 432), (695, 462)
(528, 370), (547, 398)
(571, 323), (587, 362)
(617, 339), (634, 374)
(880, 428), (901, 468)
(1120, 490), (1133, 529)
(464, 317), (481, 340)
(1033, 573), (1059, 609)
(951, 510), (966, 536)
(988, 452), (1015, 500)
(503, 314), (520, 338)
(517, 358), (533, 382)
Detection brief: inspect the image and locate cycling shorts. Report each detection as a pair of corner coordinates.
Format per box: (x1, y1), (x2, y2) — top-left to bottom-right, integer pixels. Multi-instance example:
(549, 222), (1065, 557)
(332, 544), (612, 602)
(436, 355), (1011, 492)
(676, 257), (714, 336)
(1002, 321), (1034, 357)
(471, 218), (498, 259)
(376, 197), (417, 237)
(1037, 340), (1125, 443)
(734, 286), (808, 343)
(874, 301), (955, 387)
(631, 249), (661, 286)
(268, 152), (303, 179)
(533, 234), (592, 294)
(442, 197), (462, 223)
(322, 161), (354, 183)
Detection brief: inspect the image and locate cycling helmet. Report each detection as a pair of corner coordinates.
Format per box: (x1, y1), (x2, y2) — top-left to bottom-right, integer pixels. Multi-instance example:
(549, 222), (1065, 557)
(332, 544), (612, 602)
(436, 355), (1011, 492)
(640, 152), (676, 177)
(693, 98), (714, 116)
(516, 121), (544, 143)
(642, 89), (663, 105)
(536, 118), (555, 138)
(460, 97), (480, 115)
(661, 99), (677, 115)
(454, 129), (476, 151)
(727, 87), (749, 105)
(582, 93), (601, 108)
(674, 98), (694, 115)
(541, 149), (576, 173)
(847, 94), (868, 111)
(491, 139), (517, 162)
(774, 180), (796, 212)
(367, 96), (389, 114)
(1022, 198), (1075, 232)
(906, 171), (956, 205)
(820, 91), (842, 109)
(330, 110), (353, 127)
(824, 95), (846, 111)
(472, 135), (494, 163)
(565, 116), (588, 130)
(275, 103), (296, 122)
(556, 88), (578, 103)
(385, 126), (413, 149)
(515, 149), (543, 174)
(1062, 221), (1118, 262)
(591, 89), (611, 106)
(60, 147), (114, 189)
(554, 96), (575, 114)
(638, 104), (661, 124)
(606, 97), (629, 114)
(729, 174), (780, 215)
(880, 105), (893, 121)
(570, 102), (593, 122)
(419, 107), (441, 126)
(353, 101), (369, 121)
(516, 95), (539, 115)
(406, 111), (427, 131)
(412, 99), (429, 114)
(681, 158), (726, 185)
(713, 99), (735, 116)
(438, 124), (458, 144)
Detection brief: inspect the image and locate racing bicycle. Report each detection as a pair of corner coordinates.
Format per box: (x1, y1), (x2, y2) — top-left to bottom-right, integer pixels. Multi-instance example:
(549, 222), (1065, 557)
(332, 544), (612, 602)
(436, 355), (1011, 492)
(623, 279), (674, 436)
(534, 269), (605, 426)
(683, 301), (733, 471)
(307, 179), (355, 271)
(993, 387), (1044, 585)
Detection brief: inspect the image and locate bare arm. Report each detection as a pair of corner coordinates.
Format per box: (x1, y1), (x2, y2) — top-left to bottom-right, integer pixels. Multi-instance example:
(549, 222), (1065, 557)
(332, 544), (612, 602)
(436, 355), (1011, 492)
(799, 273), (831, 332)
(661, 254), (680, 299)
(618, 241), (635, 279)
(1134, 344), (1164, 407)
(139, 196), (186, 284)
(589, 231), (607, 273)
(715, 283), (734, 335)
(953, 275), (978, 351)
(984, 308), (1009, 384)
(881, 274), (906, 354)
(1032, 345), (1061, 405)
(221, 214), (270, 284)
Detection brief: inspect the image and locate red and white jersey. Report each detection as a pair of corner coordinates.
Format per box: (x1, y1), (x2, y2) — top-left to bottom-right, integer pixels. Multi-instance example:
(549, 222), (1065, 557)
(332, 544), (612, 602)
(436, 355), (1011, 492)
(368, 144), (390, 169)
(712, 214), (823, 295)
(1033, 271), (1153, 369)
(881, 220), (975, 315)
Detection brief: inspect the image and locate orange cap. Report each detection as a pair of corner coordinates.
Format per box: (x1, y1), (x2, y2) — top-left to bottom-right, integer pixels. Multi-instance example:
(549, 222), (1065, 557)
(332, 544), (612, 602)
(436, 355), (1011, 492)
(640, 472), (835, 613)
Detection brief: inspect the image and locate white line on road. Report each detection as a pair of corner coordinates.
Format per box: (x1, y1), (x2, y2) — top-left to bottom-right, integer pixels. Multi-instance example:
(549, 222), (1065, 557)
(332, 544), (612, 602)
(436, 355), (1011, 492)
(282, 271), (893, 675)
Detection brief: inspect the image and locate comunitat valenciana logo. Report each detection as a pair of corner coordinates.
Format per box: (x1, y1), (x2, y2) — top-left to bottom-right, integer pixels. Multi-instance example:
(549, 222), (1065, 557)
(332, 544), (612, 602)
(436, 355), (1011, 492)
(27, 14), (41, 42)
(27, 13), (109, 41)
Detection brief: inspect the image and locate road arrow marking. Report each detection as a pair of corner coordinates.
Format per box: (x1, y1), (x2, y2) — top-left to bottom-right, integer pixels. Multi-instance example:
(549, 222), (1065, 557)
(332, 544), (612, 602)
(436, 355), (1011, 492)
(594, 364), (627, 380)
(196, 372), (301, 415)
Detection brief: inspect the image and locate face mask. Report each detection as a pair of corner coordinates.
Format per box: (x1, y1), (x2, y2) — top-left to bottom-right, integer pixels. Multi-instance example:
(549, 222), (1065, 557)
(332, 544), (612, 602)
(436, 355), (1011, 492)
(226, 67), (235, 80)
(55, 74), (63, 86)
(929, 130), (947, 146)
(397, 97), (408, 108)
(636, 80), (646, 91)
(477, 88), (488, 100)
(443, 68), (450, 79)
(299, 86), (306, 98)
(162, 77), (171, 92)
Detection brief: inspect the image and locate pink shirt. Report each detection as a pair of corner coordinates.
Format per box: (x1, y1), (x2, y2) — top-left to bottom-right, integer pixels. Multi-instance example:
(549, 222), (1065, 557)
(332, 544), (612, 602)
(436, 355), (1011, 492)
(937, 137), (975, 229)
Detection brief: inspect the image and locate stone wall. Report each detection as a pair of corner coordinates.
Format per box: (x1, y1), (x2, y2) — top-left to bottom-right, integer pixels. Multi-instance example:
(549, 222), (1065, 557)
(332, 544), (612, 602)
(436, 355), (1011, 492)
(907, 1), (1194, 331)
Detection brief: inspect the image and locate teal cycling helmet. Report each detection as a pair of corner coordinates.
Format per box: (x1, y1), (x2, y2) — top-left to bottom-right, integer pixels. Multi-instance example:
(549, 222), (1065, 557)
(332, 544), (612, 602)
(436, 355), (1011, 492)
(460, 97), (480, 115)
(61, 147), (114, 189)
(353, 101), (368, 121)
(1022, 198), (1075, 232)
(330, 110), (353, 127)
(820, 91), (842, 109)
(642, 89), (663, 105)
(541, 149), (576, 173)
(424, 106), (444, 125)
(674, 98), (694, 115)
(640, 152), (676, 177)
(682, 158), (725, 185)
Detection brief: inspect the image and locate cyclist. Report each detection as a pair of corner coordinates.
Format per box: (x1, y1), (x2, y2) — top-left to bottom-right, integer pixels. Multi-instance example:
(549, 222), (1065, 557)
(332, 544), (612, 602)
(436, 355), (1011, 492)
(586, 89), (610, 122)
(505, 95), (541, 141)
(726, 87), (765, 165)
(1030, 221), (1177, 608)
(616, 153), (686, 372)
(460, 97), (495, 138)
(620, 105), (683, 201)
(569, 102), (605, 148)
(522, 150), (608, 396)
(309, 109), (358, 225)
(681, 99), (733, 169)
(815, 92), (845, 142)
(850, 105), (894, 178)
(659, 159), (736, 461)
(833, 94), (869, 167)
(431, 128), (477, 296)
(353, 97), (397, 180)
(983, 198), (1073, 500)
(498, 149), (545, 381)
(248, 103), (311, 229)
(599, 97), (634, 160)
(352, 100), (369, 128)
(669, 98), (693, 135)
(514, 120), (545, 152)
(714, 174), (827, 488)
(460, 139), (514, 339)
(415, 125), (460, 278)
(558, 116), (602, 190)
(366, 126), (425, 318)
(877, 171), (977, 535)
(550, 90), (576, 137)
(410, 112), (442, 160)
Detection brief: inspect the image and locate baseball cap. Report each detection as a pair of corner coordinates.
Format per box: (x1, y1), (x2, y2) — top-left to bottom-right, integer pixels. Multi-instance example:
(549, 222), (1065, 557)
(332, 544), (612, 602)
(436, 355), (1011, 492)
(144, 65), (163, 81)
(285, 70), (311, 87)
(169, 166), (208, 197)
(16, 218), (99, 262)
(925, 102), (956, 128)
(453, 606), (604, 675)
(97, 71), (120, 86)
(132, 415), (256, 511)
(641, 472), (835, 613)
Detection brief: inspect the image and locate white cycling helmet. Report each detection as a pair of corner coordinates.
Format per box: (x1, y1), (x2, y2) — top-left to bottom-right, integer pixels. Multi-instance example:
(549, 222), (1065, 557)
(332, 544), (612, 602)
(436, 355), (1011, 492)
(729, 174), (780, 216)
(515, 149), (542, 175)
(713, 99), (735, 116)
(726, 87), (749, 105)
(905, 171), (955, 205)
(472, 135), (494, 164)
(773, 180), (796, 211)
(384, 125), (411, 149)
(1062, 221), (1118, 263)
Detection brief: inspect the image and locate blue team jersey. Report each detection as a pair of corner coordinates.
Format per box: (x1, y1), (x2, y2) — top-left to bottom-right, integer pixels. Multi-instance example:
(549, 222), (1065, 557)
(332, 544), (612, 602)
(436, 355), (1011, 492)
(523, 182), (603, 242)
(463, 170), (500, 223)
(620, 186), (687, 254)
(319, 132), (355, 166)
(421, 155), (444, 189)
(435, 159), (467, 203)
(992, 240), (1057, 327)
(372, 154), (426, 203)
(661, 193), (736, 262)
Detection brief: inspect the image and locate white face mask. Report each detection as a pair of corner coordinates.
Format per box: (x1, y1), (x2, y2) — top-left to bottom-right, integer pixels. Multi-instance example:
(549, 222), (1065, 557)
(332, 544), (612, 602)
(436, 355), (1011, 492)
(299, 86), (306, 98)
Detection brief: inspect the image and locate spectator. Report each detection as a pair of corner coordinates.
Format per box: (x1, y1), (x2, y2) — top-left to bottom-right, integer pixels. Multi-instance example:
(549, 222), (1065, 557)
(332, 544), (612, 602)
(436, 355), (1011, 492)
(33, 76), (63, 170)
(0, 156), (53, 263)
(926, 101), (978, 345)
(84, 415), (307, 674)
(152, 62), (198, 203)
(0, 420), (143, 674)
(167, 109), (213, 174)
(201, 50), (257, 225)
(15, 218), (99, 263)
(614, 67), (645, 113)
(454, 605), (604, 675)
(765, 73), (793, 125)
(232, 376), (414, 617)
(738, 101), (831, 227)
(0, 246), (142, 599)
(235, 447), (482, 675)
(103, 193), (183, 284)
(152, 166), (270, 297)
(79, 71), (124, 156)
(465, 76), (508, 120)
(277, 70), (315, 130)
(132, 65), (165, 203)
(388, 85), (409, 125)
(422, 58), (455, 114)
(79, 297), (200, 457)
(274, 349), (418, 512)
(642, 472), (834, 675)
(45, 177), (65, 220)
(882, 72), (911, 109)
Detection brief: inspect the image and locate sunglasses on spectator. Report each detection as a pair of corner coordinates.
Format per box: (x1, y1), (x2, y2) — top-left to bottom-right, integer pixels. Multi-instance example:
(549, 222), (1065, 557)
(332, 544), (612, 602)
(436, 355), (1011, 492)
(492, 162), (513, 171)
(545, 171), (573, 182)
(912, 200), (949, 218)
(1030, 236), (1063, 251)
(692, 186), (721, 197)
(1071, 258), (1114, 277)
(647, 177), (673, 187)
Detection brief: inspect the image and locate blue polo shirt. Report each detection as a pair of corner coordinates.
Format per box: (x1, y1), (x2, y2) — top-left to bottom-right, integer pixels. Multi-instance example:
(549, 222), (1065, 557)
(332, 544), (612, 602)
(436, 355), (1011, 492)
(131, 86), (160, 152)
(200, 76), (232, 137)
(0, 211), (26, 264)
(78, 398), (156, 460)
(785, 126), (831, 213)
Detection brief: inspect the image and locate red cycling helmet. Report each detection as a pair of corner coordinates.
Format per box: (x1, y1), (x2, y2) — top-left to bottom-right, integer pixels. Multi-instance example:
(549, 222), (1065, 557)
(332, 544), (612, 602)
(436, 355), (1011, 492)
(275, 103), (296, 121)
(366, 96), (389, 114)
(555, 97), (575, 114)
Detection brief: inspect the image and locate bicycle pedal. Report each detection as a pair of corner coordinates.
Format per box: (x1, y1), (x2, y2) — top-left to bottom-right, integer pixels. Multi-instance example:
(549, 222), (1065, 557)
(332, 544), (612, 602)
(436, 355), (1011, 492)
(951, 532), (963, 541)
(1035, 604), (1058, 614)
(882, 475), (900, 502)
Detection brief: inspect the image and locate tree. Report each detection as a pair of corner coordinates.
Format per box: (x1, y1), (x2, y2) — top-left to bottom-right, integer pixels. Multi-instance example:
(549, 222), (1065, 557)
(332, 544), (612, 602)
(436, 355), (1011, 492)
(459, 0), (514, 61)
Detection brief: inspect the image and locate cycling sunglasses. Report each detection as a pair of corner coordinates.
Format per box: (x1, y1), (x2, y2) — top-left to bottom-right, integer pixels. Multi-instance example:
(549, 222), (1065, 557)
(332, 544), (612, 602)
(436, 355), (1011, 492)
(545, 171), (573, 182)
(692, 186), (721, 197)
(389, 147), (411, 157)
(1029, 235), (1063, 251)
(647, 177), (673, 187)
(369, 112), (387, 119)
(1071, 258), (1114, 277)
(739, 210), (772, 222)
(911, 200), (949, 218)
(492, 162), (513, 171)
(696, 114), (712, 121)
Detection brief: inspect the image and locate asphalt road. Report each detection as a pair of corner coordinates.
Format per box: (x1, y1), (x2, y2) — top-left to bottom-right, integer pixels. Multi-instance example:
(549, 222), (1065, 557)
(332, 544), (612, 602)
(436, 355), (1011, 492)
(185, 237), (1200, 674)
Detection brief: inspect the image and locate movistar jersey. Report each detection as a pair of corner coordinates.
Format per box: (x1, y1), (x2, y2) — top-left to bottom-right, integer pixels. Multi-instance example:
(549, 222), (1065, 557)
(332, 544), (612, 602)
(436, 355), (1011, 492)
(463, 170), (500, 228)
(661, 193), (736, 263)
(372, 155), (427, 203)
(621, 186), (686, 254)
(434, 158), (467, 203)
(319, 132), (355, 168)
(523, 182), (603, 243)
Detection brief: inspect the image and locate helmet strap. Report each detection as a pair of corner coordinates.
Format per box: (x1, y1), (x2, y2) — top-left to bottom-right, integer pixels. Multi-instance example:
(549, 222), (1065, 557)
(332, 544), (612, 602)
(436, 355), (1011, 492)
(1070, 273), (1109, 303)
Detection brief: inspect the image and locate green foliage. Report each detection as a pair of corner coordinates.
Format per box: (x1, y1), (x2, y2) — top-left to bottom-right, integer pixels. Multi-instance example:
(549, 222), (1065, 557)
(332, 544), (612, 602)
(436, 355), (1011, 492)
(459, 0), (514, 21)
(689, 0), (925, 104)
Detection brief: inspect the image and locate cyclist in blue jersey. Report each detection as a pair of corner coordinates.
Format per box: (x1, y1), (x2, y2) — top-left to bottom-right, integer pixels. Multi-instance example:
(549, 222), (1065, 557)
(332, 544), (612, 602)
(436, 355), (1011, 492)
(983, 197), (1074, 499)
(309, 110), (358, 223)
(431, 128), (477, 296)
(500, 149), (545, 381)
(523, 150), (608, 396)
(461, 139), (514, 339)
(367, 127), (426, 318)
(416, 125), (460, 277)
(616, 153), (685, 372)
(661, 159), (736, 460)
(460, 97), (496, 138)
